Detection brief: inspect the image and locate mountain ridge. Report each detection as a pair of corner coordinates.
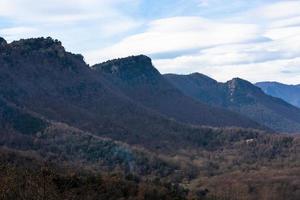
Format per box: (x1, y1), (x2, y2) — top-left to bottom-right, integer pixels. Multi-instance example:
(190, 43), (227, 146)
(0, 37), (267, 152)
(256, 81), (300, 108)
(94, 55), (265, 129)
(165, 73), (300, 133)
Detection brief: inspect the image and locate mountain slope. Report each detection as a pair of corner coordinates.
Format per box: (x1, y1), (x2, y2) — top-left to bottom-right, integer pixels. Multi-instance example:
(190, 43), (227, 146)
(165, 73), (300, 133)
(0, 96), (48, 136)
(256, 81), (300, 108)
(93, 55), (263, 129)
(0, 94), (180, 178)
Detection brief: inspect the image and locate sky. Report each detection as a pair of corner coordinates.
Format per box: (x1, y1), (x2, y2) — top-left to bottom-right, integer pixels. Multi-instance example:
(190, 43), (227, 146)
(0, 0), (300, 84)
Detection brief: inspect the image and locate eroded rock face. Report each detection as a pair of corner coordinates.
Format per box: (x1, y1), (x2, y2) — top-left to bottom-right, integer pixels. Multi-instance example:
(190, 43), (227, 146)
(0, 37), (86, 74)
(94, 55), (159, 83)
(9, 37), (63, 51)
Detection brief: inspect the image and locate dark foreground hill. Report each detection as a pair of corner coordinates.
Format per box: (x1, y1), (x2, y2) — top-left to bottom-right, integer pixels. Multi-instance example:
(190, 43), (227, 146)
(165, 73), (300, 133)
(256, 81), (300, 108)
(0, 37), (299, 200)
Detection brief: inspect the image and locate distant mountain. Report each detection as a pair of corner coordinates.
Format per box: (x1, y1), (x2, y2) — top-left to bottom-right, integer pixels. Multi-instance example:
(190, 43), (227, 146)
(256, 82), (300, 108)
(93, 55), (263, 129)
(165, 73), (300, 133)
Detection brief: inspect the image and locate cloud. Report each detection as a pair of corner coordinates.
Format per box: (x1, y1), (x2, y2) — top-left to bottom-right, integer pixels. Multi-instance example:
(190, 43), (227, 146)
(86, 16), (263, 63)
(1, 0), (300, 84)
(0, 0), (137, 21)
(151, 24), (300, 84)
(0, 0), (142, 54)
(85, 0), (300, 84)
(0, 0), (141, 38)
(154, 56), (300, 84)
(269, 16), (300, 28)
(252, 1), (300, 20)
(0, 26), (38, 37)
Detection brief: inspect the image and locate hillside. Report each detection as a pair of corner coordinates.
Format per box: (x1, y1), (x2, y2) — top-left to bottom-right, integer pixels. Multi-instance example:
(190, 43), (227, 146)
(165, 73), (300, 133)
(256, 82), (300, 108)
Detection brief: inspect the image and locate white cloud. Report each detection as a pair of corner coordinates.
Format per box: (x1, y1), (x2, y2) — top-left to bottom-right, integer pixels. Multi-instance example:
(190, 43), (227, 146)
(150, 23), (300, 84)
(269, 16), (300, 28)
(253, 1), (300, 20)
(0, 0), (142, 55)
(0, 26), (38, 36)
(1, 0), (300, 84)
(0, 0), (141, 41)
(154, 56), (300, 84)
(151, 24), (300, 84)
(86, 16), (262, 63)
(0, 0), (136, 20)
(85, 1), (300, 84)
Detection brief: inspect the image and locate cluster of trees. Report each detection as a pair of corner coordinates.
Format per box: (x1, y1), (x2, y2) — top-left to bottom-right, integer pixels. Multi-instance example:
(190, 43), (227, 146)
(193, 167), (300, 200)
(0, 150), (188, 200)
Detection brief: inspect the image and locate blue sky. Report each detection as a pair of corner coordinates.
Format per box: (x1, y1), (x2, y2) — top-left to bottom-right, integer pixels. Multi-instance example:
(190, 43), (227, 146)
(0, 0), (300, 84)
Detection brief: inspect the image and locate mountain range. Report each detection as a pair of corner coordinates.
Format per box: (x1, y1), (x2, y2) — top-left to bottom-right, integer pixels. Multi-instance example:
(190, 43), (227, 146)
(0, 37), (267, 150)
(165, 73), (300, 133)
(93, 55), (263, 129)
(0, 37), (299, 200)
(256, 82), (300, 108)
